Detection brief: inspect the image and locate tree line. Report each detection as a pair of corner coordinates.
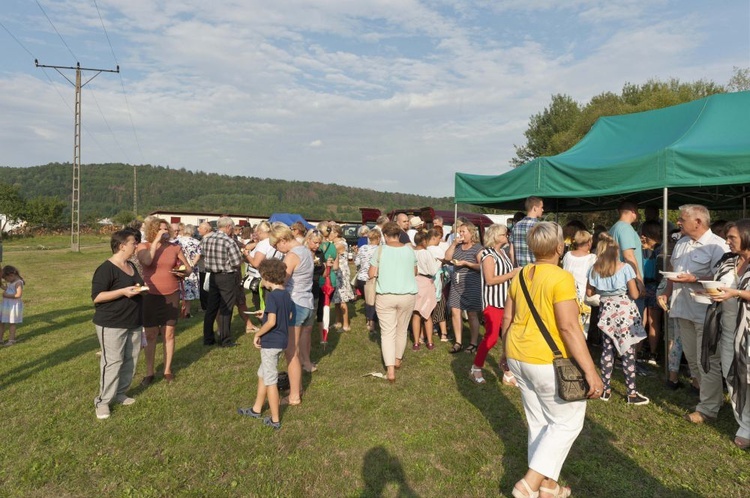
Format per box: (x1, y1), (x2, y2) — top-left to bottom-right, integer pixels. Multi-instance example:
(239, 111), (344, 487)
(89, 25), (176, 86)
(0, 164), (456, 226)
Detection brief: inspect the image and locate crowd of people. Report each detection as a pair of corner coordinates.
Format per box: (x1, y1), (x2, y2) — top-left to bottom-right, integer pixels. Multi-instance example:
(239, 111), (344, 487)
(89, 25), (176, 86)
(81, 199), (750, 494)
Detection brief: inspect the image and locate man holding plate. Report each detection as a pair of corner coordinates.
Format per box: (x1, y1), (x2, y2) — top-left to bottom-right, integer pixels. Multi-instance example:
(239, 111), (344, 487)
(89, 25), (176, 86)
(657, 204), (728, 422)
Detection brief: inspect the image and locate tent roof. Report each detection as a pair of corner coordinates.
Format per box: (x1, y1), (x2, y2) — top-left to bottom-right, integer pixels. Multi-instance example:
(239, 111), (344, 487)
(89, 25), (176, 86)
(268, 213), (314, 229)
(455, 91), (750, 212)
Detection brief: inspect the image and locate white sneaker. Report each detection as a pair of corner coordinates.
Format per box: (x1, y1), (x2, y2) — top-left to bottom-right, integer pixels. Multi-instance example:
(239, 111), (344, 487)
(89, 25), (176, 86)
(115, 395), (136, 406)
(96, 405), (111, 419)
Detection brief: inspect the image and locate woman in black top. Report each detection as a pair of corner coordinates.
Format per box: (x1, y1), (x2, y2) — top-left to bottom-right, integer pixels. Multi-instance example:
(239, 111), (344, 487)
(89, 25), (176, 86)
(91, 230), (146, 420)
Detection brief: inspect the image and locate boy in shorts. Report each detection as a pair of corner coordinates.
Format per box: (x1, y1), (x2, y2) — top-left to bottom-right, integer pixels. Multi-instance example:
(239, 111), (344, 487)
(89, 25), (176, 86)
(237, 258), (293, 430)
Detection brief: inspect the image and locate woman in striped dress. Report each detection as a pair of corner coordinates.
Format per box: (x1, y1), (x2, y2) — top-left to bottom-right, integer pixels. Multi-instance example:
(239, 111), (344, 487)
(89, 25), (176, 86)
(445, 222), (484, 353)
(470, 224), (520, 383)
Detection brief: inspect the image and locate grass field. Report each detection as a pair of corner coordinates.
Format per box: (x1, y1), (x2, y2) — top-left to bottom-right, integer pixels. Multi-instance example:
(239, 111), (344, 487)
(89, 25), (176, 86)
(0, 236), (747, 497)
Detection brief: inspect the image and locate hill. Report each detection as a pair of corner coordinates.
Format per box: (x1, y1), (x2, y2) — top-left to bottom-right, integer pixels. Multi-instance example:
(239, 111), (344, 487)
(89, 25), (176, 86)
(0, 163), (457, 221)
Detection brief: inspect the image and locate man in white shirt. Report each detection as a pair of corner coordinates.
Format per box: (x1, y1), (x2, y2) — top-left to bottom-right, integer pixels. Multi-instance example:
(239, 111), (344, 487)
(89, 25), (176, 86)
(659, 204), (728, 423)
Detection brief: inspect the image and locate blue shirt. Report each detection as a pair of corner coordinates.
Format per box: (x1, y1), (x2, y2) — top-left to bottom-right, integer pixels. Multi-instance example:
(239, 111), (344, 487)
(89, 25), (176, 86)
(260, 288), (293, 349)
(609, 221), (643, 278)
(588, 264), (636, 297)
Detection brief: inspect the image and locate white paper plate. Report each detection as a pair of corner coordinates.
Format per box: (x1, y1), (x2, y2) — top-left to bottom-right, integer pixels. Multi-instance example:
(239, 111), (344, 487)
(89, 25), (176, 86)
(659, 271), (683, 279)
(690, 292), (712, 305)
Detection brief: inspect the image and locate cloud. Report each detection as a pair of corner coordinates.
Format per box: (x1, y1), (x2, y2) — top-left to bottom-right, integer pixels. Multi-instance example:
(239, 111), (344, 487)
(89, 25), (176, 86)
(0, 0), (747, 198)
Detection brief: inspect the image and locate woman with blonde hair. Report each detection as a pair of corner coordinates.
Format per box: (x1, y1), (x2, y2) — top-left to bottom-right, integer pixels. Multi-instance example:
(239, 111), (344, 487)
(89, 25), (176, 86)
(503, 222), (602, 498)
(269, 223), (314, 405)
(137, 217), (192, 385)
(470, 224), (520, 384)
(445, 221), (483, 353)
(176, 224), (201, 318)
(587, 233), (648, 405)
(301, 229), (328, 371)
(329, 224), (355, 331)
(562, 230), (596, 332)
(355, 229), (382, 332)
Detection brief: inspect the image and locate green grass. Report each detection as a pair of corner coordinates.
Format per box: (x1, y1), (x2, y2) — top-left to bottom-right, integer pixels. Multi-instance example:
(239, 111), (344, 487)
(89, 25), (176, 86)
(0, 238), (748, 497)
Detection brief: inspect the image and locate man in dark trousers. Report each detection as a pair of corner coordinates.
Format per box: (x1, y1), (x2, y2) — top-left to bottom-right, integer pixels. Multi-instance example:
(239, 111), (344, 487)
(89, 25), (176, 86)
(201, 217), (242, 347)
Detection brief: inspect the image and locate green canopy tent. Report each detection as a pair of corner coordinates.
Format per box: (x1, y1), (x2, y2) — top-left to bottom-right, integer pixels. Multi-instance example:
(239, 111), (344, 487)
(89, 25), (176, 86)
(455, 91), (750, 213)
(455, 91), (750, 374)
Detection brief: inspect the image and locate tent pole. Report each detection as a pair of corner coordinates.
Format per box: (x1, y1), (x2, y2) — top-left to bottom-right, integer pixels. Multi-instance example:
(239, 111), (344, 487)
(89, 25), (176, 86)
(454, 203), (458, 229)
(744, 186), (747, 218)
(661, 187), (672, 380)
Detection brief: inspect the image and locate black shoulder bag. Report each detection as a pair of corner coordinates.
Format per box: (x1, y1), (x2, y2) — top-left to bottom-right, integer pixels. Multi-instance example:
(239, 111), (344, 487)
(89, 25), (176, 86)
(519, 270), (590, 401)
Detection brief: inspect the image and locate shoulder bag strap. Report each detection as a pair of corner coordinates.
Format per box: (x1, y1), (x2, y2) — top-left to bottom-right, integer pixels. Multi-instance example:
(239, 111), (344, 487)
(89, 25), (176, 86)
(518, 267), (563, 358)
(373, 245), (382, 277)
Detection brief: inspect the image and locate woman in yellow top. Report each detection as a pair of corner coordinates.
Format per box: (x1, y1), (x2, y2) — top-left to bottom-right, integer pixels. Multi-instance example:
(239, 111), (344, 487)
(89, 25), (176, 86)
(502, 222), (603, 498)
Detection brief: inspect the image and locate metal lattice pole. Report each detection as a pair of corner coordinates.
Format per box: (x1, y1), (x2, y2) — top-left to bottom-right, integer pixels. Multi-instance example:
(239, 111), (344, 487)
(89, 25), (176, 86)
(35, 60), (119, 252)
(72, 67), (81, 251)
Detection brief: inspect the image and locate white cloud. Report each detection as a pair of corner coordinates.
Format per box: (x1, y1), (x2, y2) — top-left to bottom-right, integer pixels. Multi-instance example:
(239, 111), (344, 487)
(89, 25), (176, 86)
(0, 0), (747, 197)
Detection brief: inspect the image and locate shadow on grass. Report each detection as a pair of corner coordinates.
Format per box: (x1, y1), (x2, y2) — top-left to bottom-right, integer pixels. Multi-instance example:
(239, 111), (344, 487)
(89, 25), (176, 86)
(360, 446), (419, 498)
(17, 304), (92, 343)
(450, 351), (703, 497)
(0, 333), (99, 390)
(309, 319), (342, 365)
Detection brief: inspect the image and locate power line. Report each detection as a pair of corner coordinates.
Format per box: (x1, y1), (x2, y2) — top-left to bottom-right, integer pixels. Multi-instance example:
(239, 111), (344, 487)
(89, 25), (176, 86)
(92, 0), (146, 163)
(35, 0), (77, 62)
(0, 20), (35, 58)
(87, 87), (131, 163)
(93, 0), (118, 65)
(92, 0), (147, 215)
(36, 60), (120, 252)
(1, 18), (108, 156)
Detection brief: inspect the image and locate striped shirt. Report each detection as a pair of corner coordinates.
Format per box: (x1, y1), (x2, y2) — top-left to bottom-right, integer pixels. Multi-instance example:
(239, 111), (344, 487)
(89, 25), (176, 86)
(480, 247), (513, 309)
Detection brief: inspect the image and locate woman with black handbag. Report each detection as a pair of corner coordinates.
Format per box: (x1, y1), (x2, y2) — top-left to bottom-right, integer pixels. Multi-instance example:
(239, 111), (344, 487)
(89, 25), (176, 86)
(501, 222), (603, 498)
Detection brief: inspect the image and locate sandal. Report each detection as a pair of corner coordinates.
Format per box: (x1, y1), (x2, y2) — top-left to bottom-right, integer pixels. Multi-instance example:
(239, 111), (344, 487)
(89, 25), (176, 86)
(464, 343), (478, 354)
(512, 478), (539, 498)
(539, 484), (571, 498)
(449, 343), (463, 354)
(502, 371), (518, 387)
(237, 407), (262, 418)
(733, 436), (750, 450)
(684, 411), (716, 424)
(470, 365), (486, 384)
(440, 335), (449, 342)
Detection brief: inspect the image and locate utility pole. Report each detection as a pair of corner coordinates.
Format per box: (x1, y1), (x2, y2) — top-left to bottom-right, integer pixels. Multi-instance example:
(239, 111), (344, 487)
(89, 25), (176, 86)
(35, 60), (119, 252)
(133, 164), (137, 218)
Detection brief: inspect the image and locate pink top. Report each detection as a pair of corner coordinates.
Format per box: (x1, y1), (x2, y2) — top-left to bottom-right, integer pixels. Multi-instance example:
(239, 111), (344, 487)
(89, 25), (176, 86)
(140, 242), (182, 295)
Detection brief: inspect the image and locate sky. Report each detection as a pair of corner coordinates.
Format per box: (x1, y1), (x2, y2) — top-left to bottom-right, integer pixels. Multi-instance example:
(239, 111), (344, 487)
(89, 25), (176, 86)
(1, 1), (748, 198)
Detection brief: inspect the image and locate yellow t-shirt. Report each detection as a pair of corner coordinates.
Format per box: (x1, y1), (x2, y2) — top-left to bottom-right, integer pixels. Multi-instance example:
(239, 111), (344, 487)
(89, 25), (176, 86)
(505, 264), (578, 364)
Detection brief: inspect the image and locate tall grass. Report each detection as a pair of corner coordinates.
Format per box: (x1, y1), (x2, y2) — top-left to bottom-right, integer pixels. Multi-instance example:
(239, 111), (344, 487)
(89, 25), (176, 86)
(0, 238), (747, 497)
